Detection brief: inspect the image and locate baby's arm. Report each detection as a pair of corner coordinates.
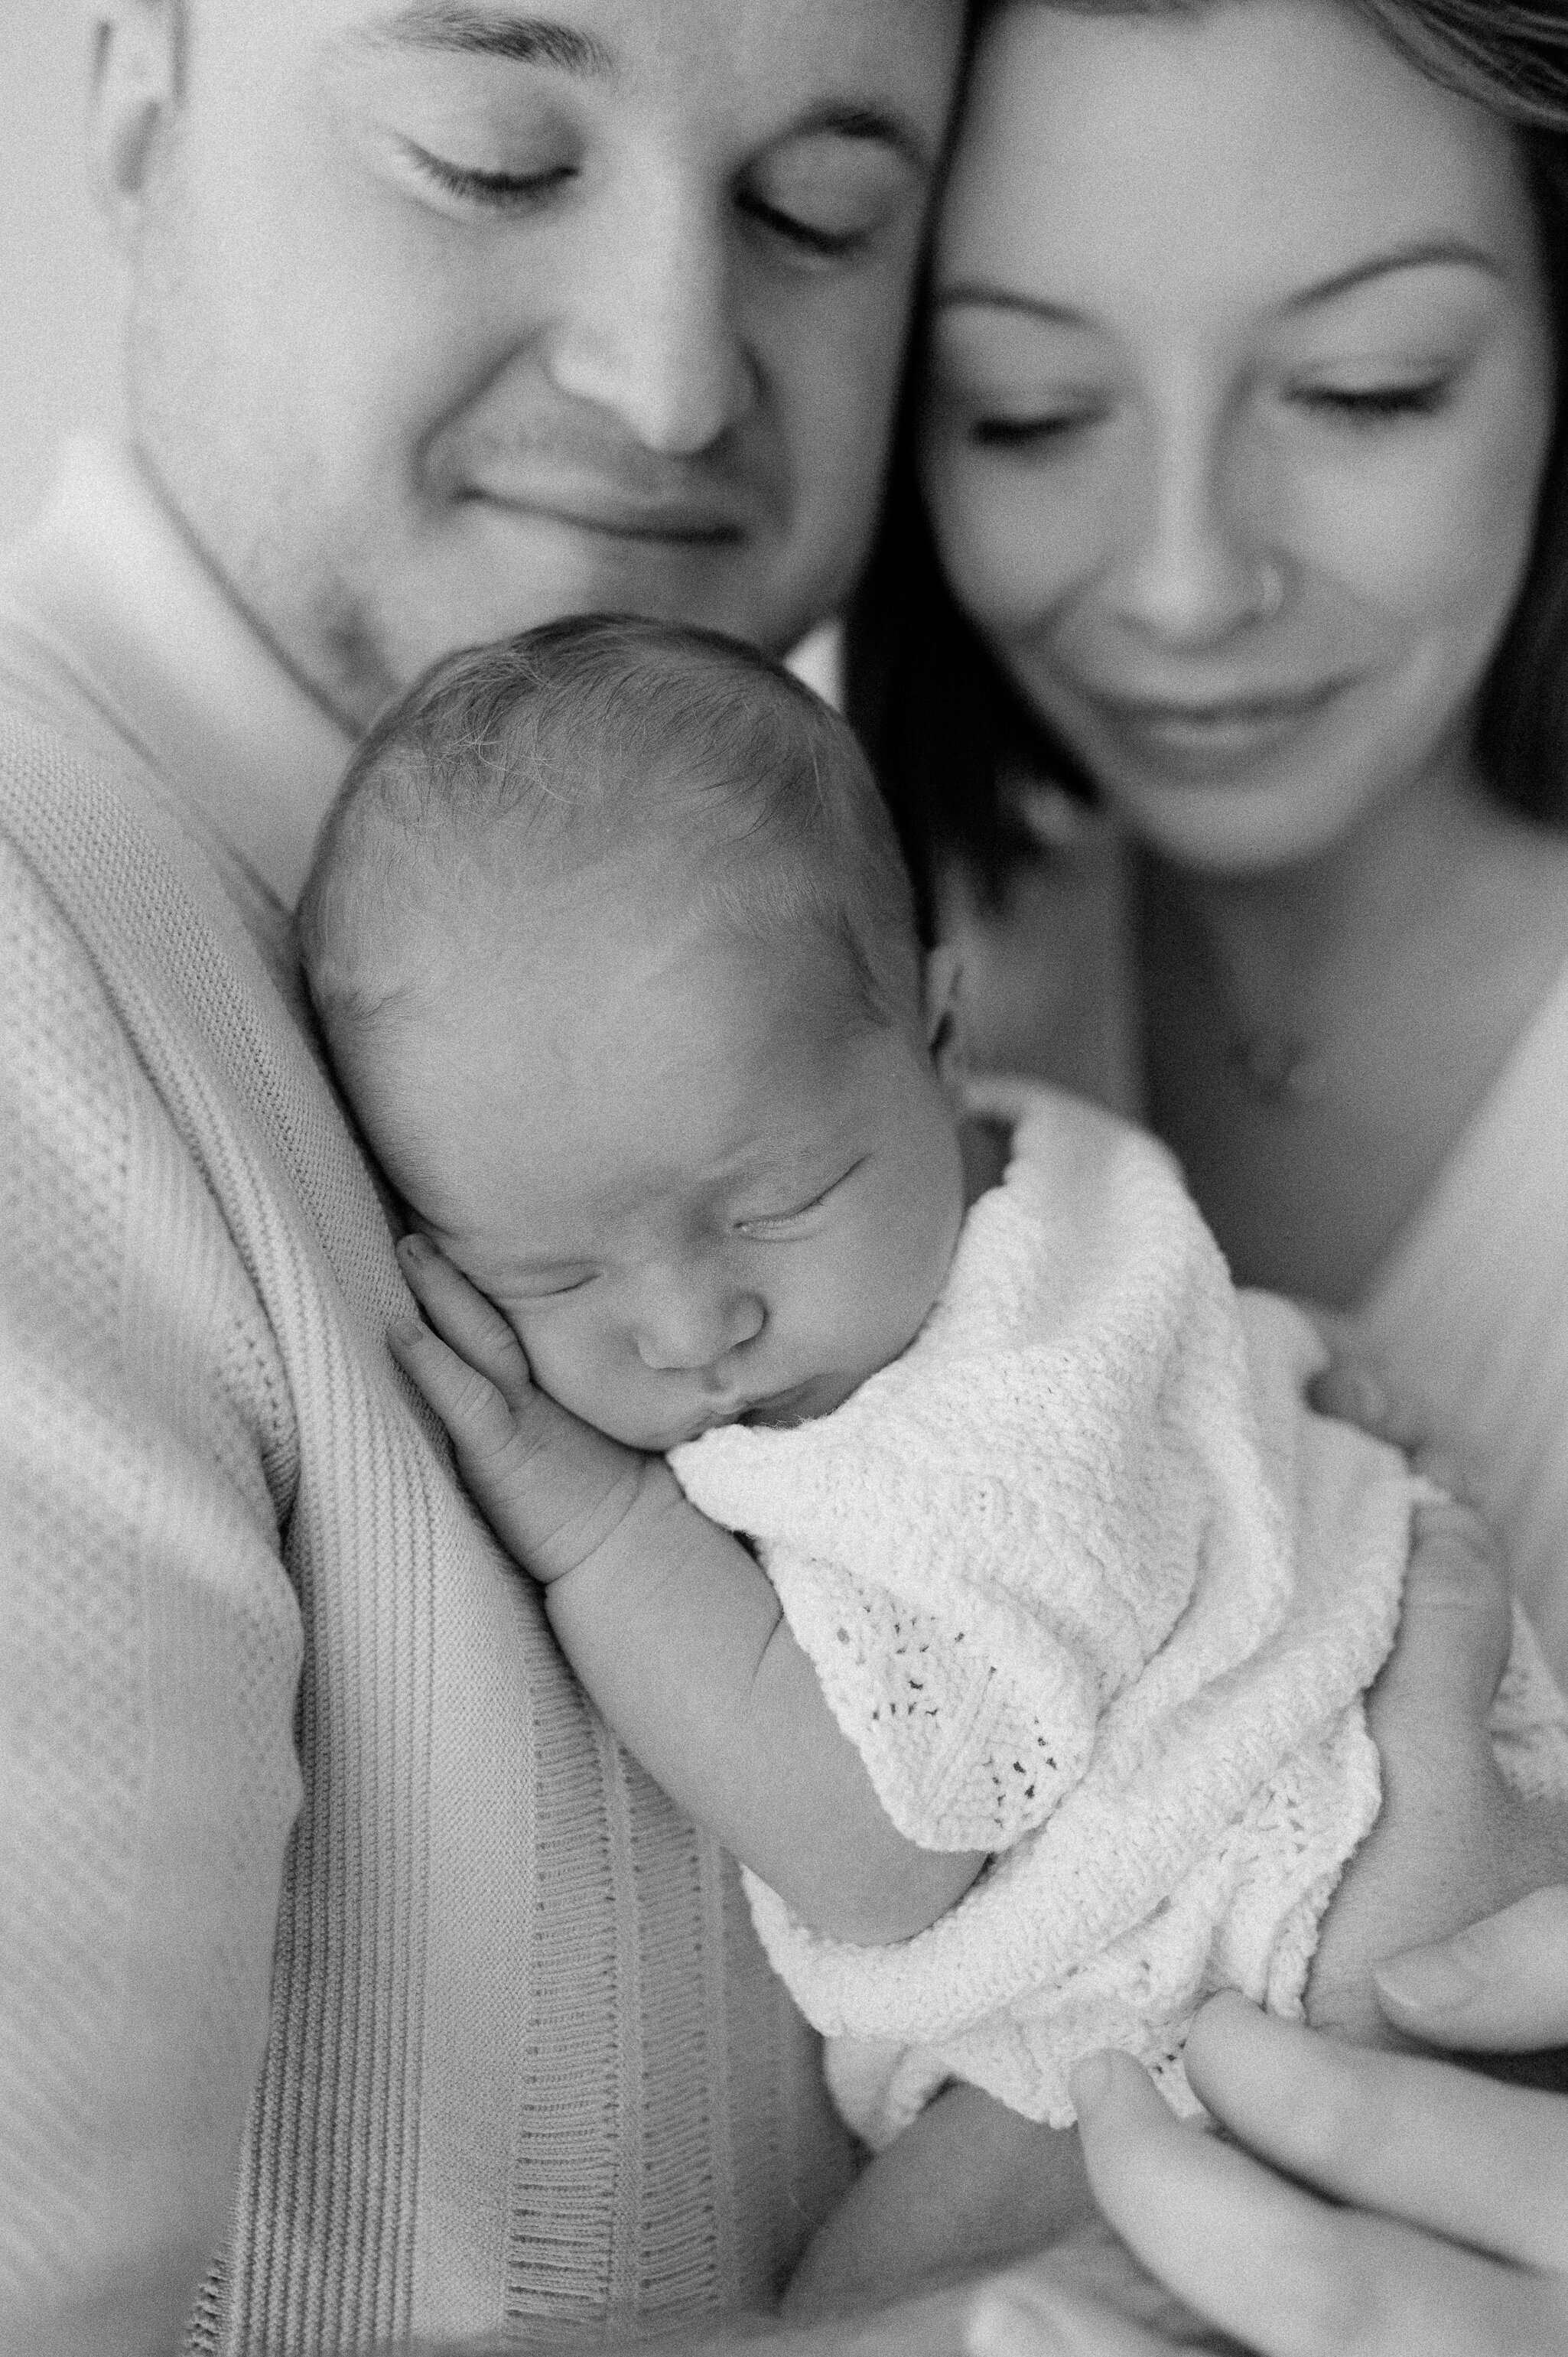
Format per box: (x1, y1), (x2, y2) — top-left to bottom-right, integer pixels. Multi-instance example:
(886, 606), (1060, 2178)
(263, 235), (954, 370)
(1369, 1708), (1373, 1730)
(390, 1235), (986, 1945)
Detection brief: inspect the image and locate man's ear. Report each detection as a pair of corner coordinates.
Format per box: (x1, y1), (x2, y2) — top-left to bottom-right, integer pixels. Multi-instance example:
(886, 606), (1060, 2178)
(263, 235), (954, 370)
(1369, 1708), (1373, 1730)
(88, 2), (184, 246)
(922, 941), (965, 1088)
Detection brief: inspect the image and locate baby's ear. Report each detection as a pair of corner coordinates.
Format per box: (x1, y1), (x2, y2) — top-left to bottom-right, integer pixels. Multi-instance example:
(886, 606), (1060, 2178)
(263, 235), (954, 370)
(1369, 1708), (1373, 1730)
(922, 942), (965, 1086)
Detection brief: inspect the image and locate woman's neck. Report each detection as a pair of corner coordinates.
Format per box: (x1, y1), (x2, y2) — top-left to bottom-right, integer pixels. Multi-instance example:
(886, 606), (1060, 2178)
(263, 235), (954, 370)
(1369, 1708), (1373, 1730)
(1131, 737), (1568, 1303)
(1140, 738), (1499, 1037)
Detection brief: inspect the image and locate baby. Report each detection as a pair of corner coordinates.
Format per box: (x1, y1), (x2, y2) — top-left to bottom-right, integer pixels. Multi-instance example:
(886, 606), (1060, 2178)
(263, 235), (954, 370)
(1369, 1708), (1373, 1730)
(298, 615), (1550, 2144)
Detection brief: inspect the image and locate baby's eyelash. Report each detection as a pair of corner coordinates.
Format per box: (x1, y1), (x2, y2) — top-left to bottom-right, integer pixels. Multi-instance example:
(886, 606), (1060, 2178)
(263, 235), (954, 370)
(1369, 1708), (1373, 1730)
(517, 1270), (597, 1299)
(737, 1162), (863, 1238)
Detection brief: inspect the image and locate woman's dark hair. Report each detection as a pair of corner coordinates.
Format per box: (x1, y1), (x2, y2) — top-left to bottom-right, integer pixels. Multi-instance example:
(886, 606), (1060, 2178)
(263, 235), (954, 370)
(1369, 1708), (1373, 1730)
(847, 0), (1568, 913)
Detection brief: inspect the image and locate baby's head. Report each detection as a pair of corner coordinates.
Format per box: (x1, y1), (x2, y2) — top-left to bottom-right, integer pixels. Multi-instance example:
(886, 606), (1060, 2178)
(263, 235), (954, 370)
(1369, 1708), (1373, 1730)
(301, 616), (966, 1450)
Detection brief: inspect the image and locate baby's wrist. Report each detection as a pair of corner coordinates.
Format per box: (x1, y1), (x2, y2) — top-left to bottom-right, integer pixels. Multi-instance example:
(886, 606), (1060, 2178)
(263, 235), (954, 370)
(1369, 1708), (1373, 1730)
(537, 1452), (685, 1598)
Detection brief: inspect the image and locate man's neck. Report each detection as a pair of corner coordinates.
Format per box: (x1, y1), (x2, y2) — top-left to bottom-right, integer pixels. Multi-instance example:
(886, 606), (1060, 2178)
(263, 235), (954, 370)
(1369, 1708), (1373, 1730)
(1, 437), (356, 908)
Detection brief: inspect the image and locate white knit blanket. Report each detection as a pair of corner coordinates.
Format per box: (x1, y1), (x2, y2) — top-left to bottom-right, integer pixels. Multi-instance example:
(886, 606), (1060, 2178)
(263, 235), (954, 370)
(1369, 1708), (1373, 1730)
(669, 1082), (1453, 2138)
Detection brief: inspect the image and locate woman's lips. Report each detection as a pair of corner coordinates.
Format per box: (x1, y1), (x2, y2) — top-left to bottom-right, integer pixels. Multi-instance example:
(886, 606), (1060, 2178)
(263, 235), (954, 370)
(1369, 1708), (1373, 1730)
(1082, 681), (1351, 775)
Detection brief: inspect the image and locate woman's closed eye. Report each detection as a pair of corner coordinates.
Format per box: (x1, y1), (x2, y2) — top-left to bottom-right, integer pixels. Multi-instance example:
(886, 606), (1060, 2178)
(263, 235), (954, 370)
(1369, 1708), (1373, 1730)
(1291, 376), (1455, 428)
(968, 405), (1106, 454)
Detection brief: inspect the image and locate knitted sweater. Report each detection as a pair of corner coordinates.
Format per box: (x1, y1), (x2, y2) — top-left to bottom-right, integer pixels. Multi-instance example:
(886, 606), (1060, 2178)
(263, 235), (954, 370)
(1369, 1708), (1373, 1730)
(0, 679), (852, 2353)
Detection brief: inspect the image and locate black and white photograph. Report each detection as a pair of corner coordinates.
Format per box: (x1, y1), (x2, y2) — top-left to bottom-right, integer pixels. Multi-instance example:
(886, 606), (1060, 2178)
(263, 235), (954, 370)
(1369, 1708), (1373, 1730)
(4, 6), (1568, 2352)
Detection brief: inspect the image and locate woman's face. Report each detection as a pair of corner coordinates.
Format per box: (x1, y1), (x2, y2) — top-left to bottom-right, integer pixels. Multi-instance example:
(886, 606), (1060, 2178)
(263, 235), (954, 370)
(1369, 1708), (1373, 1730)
(921, 0), (1557, 874)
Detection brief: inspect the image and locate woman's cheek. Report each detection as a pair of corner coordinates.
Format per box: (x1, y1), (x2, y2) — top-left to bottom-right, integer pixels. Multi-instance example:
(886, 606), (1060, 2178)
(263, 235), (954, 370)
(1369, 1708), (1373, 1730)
(1303, 355), (1552, 636)
(928, 452), (1087, 640)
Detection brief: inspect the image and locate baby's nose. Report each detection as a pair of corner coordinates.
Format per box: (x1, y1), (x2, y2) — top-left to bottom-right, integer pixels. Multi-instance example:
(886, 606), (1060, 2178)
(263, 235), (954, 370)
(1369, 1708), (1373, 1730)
(633, 1282), (765, 1373)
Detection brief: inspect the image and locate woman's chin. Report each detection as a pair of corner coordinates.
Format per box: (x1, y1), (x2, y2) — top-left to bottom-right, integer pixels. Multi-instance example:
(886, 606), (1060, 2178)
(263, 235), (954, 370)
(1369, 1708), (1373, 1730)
(1098, 765), (1393, 878)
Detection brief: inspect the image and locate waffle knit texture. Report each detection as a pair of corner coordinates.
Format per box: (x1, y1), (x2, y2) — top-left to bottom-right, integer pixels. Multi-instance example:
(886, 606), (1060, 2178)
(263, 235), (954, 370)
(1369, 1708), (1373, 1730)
(0, 676), (854, 2354)
(672, 1081), (1567, 2143)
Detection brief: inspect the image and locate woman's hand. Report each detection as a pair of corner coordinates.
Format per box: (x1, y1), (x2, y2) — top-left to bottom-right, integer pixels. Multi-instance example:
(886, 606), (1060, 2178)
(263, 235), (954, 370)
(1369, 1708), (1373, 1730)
(1052, 1903), (1568, 2357)
(1298, 1347), (1564, 2044)
(388, 1231), (652, 1584)
(1301, 1481), (1554, 2043)
(1374, 1885), (1568, 2052)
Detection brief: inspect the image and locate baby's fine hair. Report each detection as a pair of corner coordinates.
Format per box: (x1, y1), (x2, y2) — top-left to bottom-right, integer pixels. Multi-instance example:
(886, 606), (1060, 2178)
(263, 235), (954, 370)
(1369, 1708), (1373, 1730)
(300, 614), (922, 1075)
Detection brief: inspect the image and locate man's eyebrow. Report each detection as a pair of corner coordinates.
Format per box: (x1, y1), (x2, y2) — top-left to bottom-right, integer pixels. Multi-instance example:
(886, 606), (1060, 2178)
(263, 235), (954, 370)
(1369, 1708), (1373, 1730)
(789, 99), (938, 177)
(359, 5), (615, 73)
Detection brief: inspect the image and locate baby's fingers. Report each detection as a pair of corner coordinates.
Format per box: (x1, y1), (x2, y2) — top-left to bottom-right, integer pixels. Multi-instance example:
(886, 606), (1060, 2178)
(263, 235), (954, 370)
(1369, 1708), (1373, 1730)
(389, 1239), (652, 1586)
(1306, 1351), (1478, 1503)
(396, 1231), (535, 1409)
(388, 1309), (525, 1477)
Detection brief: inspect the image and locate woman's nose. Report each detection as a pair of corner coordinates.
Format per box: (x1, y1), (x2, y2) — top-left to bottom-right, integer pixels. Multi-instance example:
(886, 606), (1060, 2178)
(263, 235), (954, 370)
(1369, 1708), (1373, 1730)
(546, 176), (756, 457)
(1106, 422), (1285, 646)
(633, 1274), (766, 1374)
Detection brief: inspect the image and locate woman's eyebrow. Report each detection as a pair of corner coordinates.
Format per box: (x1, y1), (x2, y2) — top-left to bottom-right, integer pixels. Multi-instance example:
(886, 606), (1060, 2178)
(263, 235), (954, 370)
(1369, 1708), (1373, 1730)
(932, 287), (1091, 326)
(358, 5), (616, 74)
(935, 239), (1508, 328)
(1280, 236), (1507, 314)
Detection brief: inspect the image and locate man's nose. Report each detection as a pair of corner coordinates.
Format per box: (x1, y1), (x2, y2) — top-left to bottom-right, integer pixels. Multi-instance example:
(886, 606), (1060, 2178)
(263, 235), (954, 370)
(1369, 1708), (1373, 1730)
(1105, 418), (1285, 646)
(547, 177), (756, 458)
(633, 1271), (766, 1374)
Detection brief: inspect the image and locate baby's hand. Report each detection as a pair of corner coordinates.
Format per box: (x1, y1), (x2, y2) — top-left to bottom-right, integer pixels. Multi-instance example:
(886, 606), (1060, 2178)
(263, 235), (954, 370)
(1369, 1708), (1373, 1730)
(390, 1239), (986, 1945)
(389, 1232), (658, 1584)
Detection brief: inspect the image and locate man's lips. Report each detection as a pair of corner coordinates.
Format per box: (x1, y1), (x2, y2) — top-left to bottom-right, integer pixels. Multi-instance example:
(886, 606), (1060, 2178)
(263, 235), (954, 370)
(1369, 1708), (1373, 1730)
(465, 483), (749, 545)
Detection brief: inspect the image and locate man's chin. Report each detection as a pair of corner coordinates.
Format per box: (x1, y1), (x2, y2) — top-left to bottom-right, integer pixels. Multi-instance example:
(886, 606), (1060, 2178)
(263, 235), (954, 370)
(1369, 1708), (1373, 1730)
(383, 523), (828, 677)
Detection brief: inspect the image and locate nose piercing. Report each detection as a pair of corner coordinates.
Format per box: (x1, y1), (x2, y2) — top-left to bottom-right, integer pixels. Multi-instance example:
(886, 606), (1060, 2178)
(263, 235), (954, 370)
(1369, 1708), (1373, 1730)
(1252, 558), (1287, 619)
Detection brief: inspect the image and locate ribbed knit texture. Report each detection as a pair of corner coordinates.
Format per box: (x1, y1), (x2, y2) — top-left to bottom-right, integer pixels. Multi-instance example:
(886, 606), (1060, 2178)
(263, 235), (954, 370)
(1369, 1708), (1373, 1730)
(0, 682), (853, 2355)
(1358, 959), (1568, 1683)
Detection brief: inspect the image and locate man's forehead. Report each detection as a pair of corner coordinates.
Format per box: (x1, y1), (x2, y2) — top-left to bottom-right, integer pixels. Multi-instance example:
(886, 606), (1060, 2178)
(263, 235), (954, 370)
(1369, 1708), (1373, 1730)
(323, 0), (956, 160)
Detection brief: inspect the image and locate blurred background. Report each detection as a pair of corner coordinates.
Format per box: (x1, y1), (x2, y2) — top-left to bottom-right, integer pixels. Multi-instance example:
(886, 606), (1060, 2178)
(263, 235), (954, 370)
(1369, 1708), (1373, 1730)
(2, 11), (122, 546)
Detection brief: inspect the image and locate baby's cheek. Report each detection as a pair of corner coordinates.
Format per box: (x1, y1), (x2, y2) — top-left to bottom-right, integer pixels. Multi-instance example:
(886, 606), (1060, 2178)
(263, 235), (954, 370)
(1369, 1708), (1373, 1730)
(509, 1308), (616, 1426)
(833, 1216), (952, 1375)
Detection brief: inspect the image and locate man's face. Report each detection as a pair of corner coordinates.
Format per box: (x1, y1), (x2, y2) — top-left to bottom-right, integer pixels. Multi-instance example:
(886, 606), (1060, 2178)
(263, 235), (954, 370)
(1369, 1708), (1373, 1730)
(123, 0), (962, 724)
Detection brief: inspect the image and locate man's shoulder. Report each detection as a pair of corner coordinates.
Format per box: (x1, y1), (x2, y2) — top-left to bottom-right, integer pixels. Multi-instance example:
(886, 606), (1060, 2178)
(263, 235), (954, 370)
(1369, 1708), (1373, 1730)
(0, 677), (382, 1281)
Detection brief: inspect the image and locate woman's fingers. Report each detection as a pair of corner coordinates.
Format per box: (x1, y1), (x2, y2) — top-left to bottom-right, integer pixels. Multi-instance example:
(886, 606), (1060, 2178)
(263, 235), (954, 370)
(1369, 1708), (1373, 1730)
(962, 2274), (1176, 2357)
(1305, 1352), (1478, 1502)
(1183, 1993), (1568, 2274)
(1364, 1489), (1512, 1756)
(1374, 1887), (1568, 2053)
(1304, 1489), (1520, 2041)
(1071, 2043), (1568, 2356)
(395, 1230), (536, 1409)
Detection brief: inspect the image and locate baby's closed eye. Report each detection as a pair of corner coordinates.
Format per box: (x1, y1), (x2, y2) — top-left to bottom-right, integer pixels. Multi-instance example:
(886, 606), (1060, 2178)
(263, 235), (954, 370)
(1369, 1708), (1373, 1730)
(735, 1158), (867, 1239)
(505, 1266), (600, 1301)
